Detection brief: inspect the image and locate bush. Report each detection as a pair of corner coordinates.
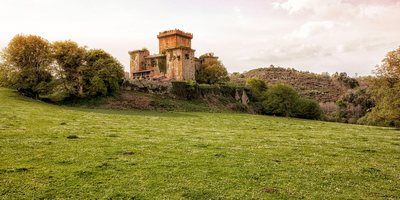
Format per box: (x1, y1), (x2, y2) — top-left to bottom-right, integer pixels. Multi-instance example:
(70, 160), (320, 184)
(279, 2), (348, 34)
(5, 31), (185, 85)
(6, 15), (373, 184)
(198, 84), (218, 96)
(219, 84), (237, 98)
(245, 78), (267, 101)
(262, 84), (300, 117)
(358, 114), (400, 128)
(171, 80), (198, 100)
(262, 83), (323, 119)
(294, 98), (322, 120)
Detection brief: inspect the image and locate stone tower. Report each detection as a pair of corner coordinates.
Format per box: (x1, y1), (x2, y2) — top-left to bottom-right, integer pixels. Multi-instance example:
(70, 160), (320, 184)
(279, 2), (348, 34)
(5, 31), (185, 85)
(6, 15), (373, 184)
(166, 47), (196, 81)
(157, 30), (193, 54)
(128, 49), (150, 79)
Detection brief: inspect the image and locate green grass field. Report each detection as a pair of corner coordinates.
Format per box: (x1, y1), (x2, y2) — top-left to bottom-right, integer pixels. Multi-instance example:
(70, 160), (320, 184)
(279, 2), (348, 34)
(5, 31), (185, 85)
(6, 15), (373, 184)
(0, 88), (399, 199)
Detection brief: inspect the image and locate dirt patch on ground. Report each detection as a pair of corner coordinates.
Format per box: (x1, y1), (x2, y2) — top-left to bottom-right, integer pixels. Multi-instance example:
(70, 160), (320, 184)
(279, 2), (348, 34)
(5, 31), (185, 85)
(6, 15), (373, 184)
(104, 93), (152, 110)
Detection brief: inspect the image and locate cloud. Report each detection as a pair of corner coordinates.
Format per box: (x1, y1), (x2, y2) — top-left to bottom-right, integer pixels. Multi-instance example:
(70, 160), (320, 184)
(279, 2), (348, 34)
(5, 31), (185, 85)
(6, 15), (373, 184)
(290, 21), (335, 38)
(239, 43), (333, 63)
(272, 0), (360, 20)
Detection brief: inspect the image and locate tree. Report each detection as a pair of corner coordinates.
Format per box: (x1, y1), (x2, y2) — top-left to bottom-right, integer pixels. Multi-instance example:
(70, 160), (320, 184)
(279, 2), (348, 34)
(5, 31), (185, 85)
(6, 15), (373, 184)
(366, 47), (400, 127)
(1, 34), (52, 98)
(52, 42), (124, 99)
(52, 40), (87, 97)
(245, 78), (267, 100)
(333, 72), (359, 89)
(196, 60), (229, 84)
(262, 84), (300, 117)
(84, 49), (124, 97)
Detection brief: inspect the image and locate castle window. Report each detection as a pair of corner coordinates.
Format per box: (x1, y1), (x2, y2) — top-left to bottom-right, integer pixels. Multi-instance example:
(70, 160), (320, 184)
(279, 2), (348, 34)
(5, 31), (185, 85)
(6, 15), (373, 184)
(177, 56), (181, 61)
(185, 54), (189, 59)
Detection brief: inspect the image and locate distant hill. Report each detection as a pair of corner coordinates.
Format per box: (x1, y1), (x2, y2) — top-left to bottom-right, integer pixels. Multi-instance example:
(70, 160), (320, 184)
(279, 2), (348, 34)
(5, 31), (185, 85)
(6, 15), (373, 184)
(237, 67), (350, 103)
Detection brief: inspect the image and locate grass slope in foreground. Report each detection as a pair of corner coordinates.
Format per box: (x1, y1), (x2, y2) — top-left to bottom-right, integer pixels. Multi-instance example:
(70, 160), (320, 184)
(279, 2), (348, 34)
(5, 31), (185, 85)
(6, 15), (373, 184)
(0, 88), (399, 199)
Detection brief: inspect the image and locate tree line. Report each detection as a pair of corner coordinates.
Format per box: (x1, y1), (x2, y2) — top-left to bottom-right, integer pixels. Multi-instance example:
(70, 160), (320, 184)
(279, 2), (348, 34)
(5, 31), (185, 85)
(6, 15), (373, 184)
(0, 34), (124, 101)
(241, 47), (400, 127)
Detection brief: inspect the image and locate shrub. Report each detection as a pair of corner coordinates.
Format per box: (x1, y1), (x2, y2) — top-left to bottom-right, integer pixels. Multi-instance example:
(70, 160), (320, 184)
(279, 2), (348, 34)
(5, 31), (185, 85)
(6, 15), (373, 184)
(294, 98), (322, 120)
(262, 84), (300, 117)
(262, 83), (323, 119)
(219, 84), (237, 98)
(171, 80), (198, 100)
(245, 78), (267, 101)
(198, 84), (218, 96)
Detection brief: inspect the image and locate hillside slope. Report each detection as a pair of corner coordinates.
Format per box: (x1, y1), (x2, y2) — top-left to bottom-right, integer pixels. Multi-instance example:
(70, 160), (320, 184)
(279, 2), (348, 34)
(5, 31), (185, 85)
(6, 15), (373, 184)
(241, 67), (348, 102)
(0, 88), (399, 199)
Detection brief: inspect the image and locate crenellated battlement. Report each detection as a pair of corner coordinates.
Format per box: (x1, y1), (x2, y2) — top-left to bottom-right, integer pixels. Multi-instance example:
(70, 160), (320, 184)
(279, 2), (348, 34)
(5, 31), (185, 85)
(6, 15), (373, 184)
(157, 29), (193, 39)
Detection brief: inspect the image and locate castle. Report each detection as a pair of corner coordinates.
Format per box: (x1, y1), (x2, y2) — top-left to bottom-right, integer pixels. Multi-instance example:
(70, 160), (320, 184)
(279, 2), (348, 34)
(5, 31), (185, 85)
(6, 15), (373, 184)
(128, 29), (219, 80)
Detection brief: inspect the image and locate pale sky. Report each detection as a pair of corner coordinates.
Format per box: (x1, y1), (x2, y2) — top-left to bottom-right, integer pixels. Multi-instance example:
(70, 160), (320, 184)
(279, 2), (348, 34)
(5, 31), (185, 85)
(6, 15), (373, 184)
(1, 0), (399, 76)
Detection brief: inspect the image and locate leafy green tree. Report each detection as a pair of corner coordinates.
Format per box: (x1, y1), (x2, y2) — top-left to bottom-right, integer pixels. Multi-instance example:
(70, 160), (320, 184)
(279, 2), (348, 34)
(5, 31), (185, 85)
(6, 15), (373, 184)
(52, 40), (87, 97)
(1, 34), (52, 98)
(52, 42), (124, 99)
(366, 47), (400, 126)
(245, 78), (267, 100)
(196, 60), (229, 84)
(262, 84), (300, 117)
(84, 49), (124, 97)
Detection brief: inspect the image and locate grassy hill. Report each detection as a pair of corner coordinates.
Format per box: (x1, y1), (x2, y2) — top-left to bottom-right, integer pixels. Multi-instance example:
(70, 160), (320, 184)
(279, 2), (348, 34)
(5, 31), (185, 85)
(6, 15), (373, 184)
(240, 67), (348, 103)
(0, 88), (399, 199)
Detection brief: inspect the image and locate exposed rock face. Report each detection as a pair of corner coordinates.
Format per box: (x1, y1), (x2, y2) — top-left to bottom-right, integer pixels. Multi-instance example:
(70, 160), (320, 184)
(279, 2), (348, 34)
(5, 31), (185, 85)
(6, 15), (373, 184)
(241, 90), (249, 105)
(235, 90), (241, 101)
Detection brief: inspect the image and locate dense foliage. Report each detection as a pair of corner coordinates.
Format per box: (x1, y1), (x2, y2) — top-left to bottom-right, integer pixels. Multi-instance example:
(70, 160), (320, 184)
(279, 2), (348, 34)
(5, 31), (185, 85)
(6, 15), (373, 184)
(196, 60), (229, 84)
(1, 35), (53, 98)
(245, 78), (267, 101)
(262, 84), (322, 119)
(362, 47), (400, 127)
(0, 35), (124, 101)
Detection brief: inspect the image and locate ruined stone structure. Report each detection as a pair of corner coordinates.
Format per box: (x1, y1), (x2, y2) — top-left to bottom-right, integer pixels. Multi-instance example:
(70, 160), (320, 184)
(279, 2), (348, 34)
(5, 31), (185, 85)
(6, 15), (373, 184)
(129, 29), (219, 81)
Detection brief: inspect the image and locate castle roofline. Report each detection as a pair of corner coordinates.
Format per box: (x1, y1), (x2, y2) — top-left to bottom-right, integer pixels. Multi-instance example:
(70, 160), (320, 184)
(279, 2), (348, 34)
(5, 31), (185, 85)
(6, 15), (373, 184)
(157, 29), (193, 39)
(128, 49), (149, 54)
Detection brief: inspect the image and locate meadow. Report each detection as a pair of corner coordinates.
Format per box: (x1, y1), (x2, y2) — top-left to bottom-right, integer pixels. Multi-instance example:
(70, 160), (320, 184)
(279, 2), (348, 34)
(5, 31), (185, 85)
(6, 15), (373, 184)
(0, 88), (399, 199)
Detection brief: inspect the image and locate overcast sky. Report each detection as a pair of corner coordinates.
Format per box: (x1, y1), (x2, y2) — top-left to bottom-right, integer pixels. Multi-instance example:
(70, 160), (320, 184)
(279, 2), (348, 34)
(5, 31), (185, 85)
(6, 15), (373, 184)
(1, 0), (399, 76)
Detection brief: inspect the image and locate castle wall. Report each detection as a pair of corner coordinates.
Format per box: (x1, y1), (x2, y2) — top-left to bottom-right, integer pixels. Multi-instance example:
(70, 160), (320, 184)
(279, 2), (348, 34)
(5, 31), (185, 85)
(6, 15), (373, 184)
(129, 50), (149, 79)
(145, 56), (167, 77)
(166, 48), (195, 80)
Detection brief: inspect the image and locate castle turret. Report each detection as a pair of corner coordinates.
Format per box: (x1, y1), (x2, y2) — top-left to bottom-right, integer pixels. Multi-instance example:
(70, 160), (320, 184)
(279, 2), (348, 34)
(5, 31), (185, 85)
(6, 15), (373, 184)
(157, 29), (193, 54)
